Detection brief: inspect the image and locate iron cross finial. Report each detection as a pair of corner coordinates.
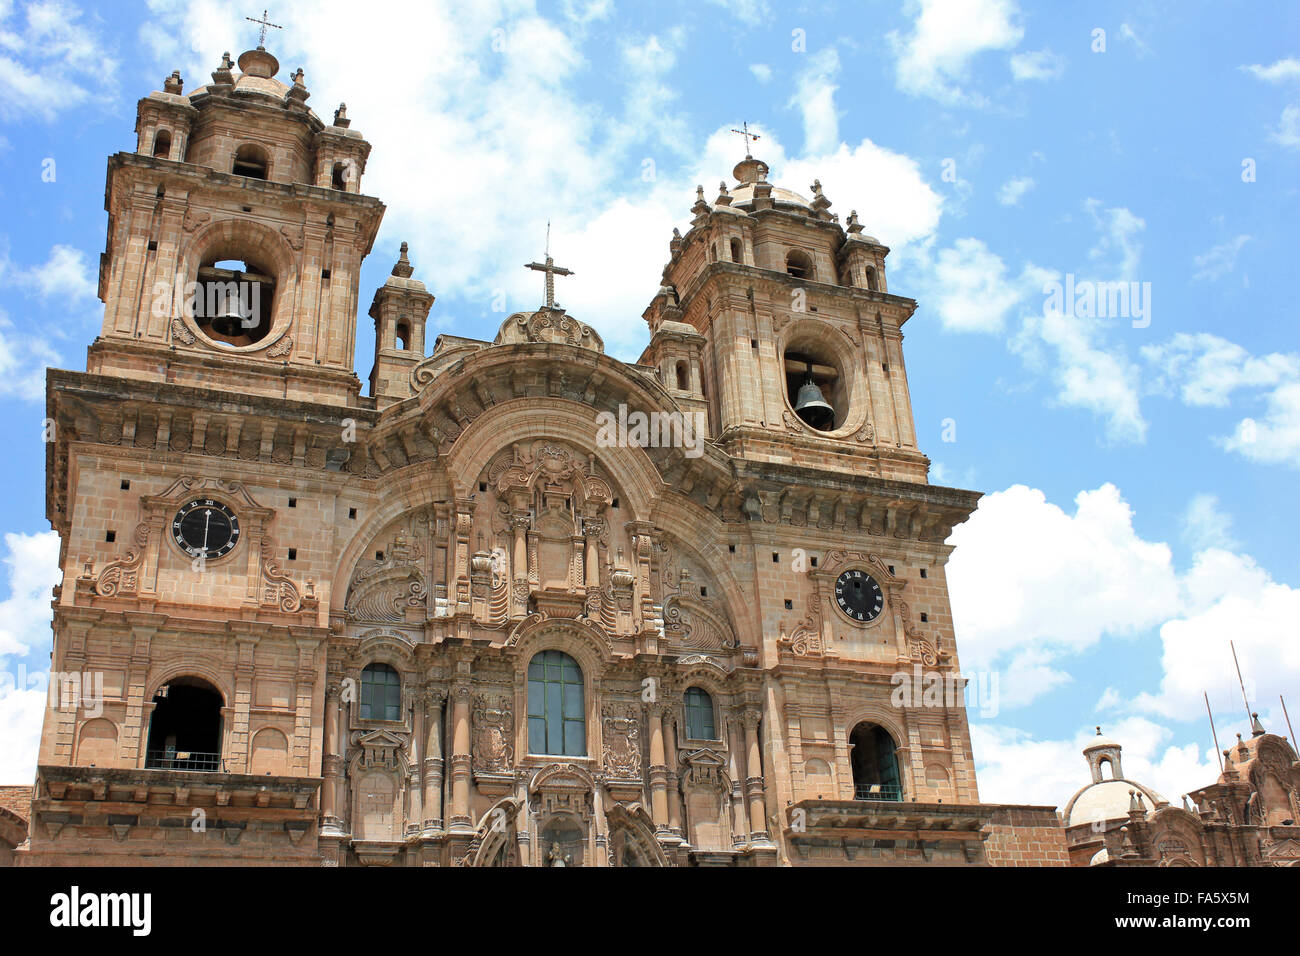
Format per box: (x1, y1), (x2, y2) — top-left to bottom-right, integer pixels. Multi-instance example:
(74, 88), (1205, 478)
(246, 9), (282, 48)
(525, 224), (574, 310)
(730, 121), (761, 158)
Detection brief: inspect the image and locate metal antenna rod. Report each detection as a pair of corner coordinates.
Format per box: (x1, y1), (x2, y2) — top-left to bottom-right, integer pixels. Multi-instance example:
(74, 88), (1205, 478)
(1205, 691), (1223, 773)
(1229, 640), (1253, 726)
(1283, 695), (1297, 751)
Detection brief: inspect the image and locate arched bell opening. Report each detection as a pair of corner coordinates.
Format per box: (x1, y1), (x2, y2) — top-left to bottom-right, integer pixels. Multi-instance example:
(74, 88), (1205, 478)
(849, 721), (903, 801)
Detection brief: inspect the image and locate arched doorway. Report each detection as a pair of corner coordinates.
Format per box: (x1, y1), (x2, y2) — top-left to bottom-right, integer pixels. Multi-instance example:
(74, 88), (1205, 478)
(850, 722), (902, 801)
(145, 677), (224, 771)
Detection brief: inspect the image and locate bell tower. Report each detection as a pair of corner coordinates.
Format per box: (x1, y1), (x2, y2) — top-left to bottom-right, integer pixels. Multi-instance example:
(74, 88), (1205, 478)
(640, 147), (923, 482)
(89, 42), (385, 407)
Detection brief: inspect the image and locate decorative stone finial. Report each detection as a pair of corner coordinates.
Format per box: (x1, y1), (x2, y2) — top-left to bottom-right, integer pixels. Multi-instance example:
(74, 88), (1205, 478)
(392, 241), (414, 278)
(846, 209), (863, 234)
(212, 52), (235, 87)
(333, 103), (351, 128)
(1251, 712), (1266, 737)
(163, 70), (183, 95)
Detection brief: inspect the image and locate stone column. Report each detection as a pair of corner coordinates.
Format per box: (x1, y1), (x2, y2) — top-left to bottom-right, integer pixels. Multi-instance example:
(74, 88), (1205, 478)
(646, 702), (669, 832)
(408, 696), (423, 836)
(727, 715), (747, 845)
(743, 709), (770, 842)
(664, 712), (683, 838)
(321, 682), (342, 834)
(423, 690), (445, 833)
(448, 683), (473, 831)
(583, 517), (602, 590)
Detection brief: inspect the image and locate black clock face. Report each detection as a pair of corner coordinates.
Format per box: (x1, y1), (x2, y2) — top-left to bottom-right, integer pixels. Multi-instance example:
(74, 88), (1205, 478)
(834, 569), (884, 623)
(172, 498), (240, 560)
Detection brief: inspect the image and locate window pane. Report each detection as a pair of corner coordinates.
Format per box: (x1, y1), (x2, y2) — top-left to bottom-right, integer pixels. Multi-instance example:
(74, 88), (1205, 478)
(564, 683), (583, 719)
(528, 680), (544, 718)
(564, 719), (585, 756)
(529, 716), (546, 754)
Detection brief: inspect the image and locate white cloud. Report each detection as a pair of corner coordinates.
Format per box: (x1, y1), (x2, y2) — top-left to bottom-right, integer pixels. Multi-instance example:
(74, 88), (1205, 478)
(748, 63), (771, 84)
(0, 310), (58, 400)
(790, 47), (840, 155)
(0, 0), (117, 121)
(702, 0), (770, 26)
(1014, 300), (1148, 444)
(0, 529), (60, 782)
(1182, 493), (1239, 553)
(972, 720), (1218, 807)
(997, 174), (1034, 205)
(1270, 103), (1300, 149)
(1084, 198), (1144, 280)
(1118, 23), (1151, 58)
(1009, 48), (1064, 81)
(948, 484), (1178, 701)
(1192, 234), (1250, 281)
(0, 530), (58, 659)
(1132, 547), (1300, 727)
(925, 237), (1027, 333)
(888, 0), (1023, 105)
(1241, 57), (1300, 83)
(1141, 332), (1300, 468)
(4, 243), (96, 301)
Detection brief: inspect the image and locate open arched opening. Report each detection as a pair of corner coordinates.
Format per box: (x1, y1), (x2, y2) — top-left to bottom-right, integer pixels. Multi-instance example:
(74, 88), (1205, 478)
(865, 266), (879, 292)
(729, 238), (743, 263)
(232, 143), (270, 180)
(331, 161), (348, 190)
(145, 677), (224, 771)
(785, 249), (814, 280)
(675, 360), (689, 391)
(193, 255), (276, 346)
(395, 321), (410, 351)
(850, 721), (902, 801)
(783, 343), (847, 431)
(152, 129), (172, 159)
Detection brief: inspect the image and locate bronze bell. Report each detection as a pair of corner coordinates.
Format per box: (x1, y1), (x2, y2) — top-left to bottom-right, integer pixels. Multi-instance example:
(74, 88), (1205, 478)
(794, 369), (835, 430)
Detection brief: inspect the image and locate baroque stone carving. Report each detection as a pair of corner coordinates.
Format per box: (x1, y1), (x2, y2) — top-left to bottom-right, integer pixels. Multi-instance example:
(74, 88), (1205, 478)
(345, 526), (428, 623)
(471, 693), (514, 774)
(602, 703), (641, 779)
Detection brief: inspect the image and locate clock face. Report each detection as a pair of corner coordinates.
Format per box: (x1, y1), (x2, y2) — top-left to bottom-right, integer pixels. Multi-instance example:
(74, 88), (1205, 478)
(834, 569), (884, 623)
(172, 498), (240, 560)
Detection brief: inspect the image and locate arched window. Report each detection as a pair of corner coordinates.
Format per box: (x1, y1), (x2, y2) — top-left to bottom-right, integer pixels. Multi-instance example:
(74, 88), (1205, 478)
(395, 321), (410, 351)
(850, 722), (902, 801)
(152, 129), (172, 159)
(331, 161), (348, 190)
(145, 677), (224, 771)
(528, 650), (585, 756)
(675, 360), (689, 391)
(684, 687), (715, 739)
(194, 256), (275, 346)
(786, 249), (814, 280)
(865, 266), (878, 292)
(730, 238), (743, 263)
(360, 663), (401, 721)
(232, 143), (270, 180)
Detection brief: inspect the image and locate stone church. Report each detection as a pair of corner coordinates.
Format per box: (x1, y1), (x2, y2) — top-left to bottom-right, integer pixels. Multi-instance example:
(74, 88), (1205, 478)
(11, 40), (1296, 867)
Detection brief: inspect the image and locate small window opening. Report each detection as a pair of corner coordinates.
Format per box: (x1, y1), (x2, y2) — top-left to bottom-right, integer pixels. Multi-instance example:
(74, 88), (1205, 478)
(106, 530), (116, 543)
(121, 480), (131, 490)
(232, 144), (270, 180)
(785, 249), (814, 280)
(375, 551), (384, 561)
(784, 599), (793, 610)
(348, 508), (357, 519)
(772, 552), (780, 563)
(288, 498), (297, 508)
(920, 612), (928, 622)
(730, 238), (742, 263)
(675, 361), (689, 391)
(395, 322), (410, 351)
(479, 481), (487, 493)
(699, 586), (708, 598)
(331, 162), (347, 190)
(152, 129), (172, 159)
(287, 548), (297, 561)
(865, 267), (879, 292)
(920, 568), (927, 578)
(728, 544), (736, 554)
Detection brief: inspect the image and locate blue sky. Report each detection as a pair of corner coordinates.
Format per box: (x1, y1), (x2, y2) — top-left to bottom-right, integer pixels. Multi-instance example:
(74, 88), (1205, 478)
(1, 0), (1298, 808)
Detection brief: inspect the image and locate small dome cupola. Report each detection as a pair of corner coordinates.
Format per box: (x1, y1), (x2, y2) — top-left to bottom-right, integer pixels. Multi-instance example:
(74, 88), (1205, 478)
(1084, 726), (1124, 782)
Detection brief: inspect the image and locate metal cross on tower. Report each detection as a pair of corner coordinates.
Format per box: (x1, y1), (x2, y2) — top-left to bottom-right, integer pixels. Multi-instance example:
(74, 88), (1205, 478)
(524, 223), (574, 310)
(731, 121), (761, 157)
(246, 9), (282, 48)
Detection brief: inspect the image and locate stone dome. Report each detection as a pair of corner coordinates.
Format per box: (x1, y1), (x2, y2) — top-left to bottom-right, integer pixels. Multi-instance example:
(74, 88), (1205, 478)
(1063, 728), (1166, 828)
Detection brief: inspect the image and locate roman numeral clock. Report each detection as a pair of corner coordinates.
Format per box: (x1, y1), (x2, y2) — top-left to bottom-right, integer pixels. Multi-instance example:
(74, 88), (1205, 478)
(172, 498), (241, 560)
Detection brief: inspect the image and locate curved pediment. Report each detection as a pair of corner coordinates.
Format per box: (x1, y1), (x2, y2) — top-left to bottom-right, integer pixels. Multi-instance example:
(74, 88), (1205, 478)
(495, 307), (603, 352)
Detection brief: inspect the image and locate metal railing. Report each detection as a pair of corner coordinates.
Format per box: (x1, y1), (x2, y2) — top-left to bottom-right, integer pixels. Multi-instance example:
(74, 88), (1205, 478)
(144, 750), (224, 772)
(854, 783), (903, 802)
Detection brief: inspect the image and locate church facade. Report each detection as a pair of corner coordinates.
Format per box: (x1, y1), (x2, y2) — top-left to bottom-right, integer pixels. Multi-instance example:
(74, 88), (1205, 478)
(21, 41), (1084, 867)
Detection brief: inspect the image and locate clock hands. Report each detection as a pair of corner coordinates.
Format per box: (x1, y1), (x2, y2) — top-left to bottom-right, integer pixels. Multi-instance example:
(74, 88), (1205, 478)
(202, 509), (212, 551)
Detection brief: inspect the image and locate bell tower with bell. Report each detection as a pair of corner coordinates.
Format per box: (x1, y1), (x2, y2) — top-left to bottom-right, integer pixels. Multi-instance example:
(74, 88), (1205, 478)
(88, 28), (384, 407)
(640, 131), (924, 482)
